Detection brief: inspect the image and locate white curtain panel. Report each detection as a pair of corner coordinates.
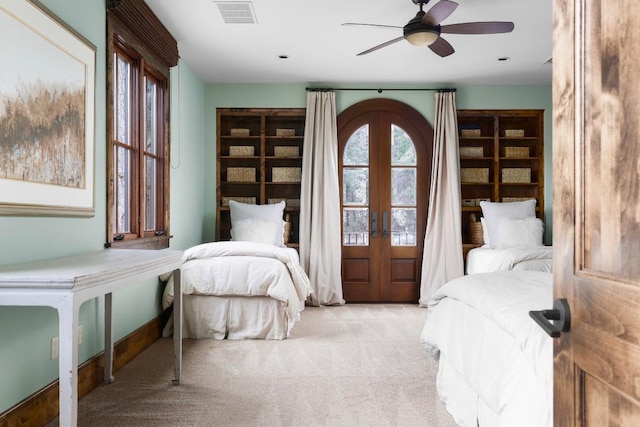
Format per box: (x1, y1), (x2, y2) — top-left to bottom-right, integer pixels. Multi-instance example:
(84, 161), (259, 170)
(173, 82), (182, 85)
(419, 91), (464, 306)
(300, 91), (345, 306)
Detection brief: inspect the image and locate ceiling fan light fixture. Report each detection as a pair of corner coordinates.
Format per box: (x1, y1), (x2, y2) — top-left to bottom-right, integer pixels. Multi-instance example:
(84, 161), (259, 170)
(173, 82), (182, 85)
(405, 29), (439, 46)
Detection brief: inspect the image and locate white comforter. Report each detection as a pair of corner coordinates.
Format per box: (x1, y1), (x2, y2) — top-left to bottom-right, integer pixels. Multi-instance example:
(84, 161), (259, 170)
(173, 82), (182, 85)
(421, 271), (553, 427)
(466, 246), (553, 274)
(164, 241), (312, 322)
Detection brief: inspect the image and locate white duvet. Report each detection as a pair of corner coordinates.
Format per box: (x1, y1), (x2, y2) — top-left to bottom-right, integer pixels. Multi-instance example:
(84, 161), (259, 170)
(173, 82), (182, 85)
(466, 246), (553, 274)
(421, 271), (553, 427)
(164, 241), (312, 325)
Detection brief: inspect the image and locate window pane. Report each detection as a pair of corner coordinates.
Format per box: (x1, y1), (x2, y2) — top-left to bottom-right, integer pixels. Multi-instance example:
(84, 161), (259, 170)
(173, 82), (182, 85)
(391, 125), (416, 166)
(391, 208), (416, 246)
(145, 156), (156, 230)
(392, 168), (416, 205)
(115, 145), (131, 233)
(116, 55), (130, 145)
(343, 208), (369, 246)
(344, 125), (369, 165)
(145, 77), (157, 155)
(343, 167), (369, 206)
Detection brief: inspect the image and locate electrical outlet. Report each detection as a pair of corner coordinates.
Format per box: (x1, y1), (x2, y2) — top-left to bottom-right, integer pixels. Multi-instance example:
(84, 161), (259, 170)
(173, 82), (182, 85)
(51, 336), (59, 359)
(78, 325), (83, 344)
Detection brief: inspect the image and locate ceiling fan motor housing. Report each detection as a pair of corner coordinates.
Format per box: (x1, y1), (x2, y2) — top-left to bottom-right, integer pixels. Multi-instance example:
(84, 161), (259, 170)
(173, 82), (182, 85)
(403, 11), (440, 44)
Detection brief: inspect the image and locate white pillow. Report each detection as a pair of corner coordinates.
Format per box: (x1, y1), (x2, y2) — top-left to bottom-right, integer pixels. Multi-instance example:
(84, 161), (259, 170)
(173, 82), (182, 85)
(492, 217), (544, 249)
(480, 217), (490, 246)
(228, 200), (286, 247)
(230, 218), (281, 246)
(479, 199), (536, 249)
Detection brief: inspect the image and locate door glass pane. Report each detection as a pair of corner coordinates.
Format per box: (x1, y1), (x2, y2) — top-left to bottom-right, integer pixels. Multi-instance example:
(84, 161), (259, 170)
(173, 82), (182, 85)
(391, 125), (416, 166)
(391, 208), (416, 246)
(343, 208), (369, 246)
(344, 125), (369, 165)
(392, 168), (416, 205)
(343, 168), (369, 205)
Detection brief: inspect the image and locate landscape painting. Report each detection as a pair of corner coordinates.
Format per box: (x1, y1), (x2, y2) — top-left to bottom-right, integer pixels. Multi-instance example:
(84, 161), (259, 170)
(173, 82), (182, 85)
(0, 0), (95, 216)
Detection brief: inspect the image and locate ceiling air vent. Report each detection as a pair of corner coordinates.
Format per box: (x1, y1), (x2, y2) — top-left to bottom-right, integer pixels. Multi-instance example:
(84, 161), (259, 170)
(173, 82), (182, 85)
(213, 1), (257, 24)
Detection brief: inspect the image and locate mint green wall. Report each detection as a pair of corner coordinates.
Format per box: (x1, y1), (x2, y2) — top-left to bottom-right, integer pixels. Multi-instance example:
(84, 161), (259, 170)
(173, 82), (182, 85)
(204, 83), (553, 242)
(0, 0), (206, 414)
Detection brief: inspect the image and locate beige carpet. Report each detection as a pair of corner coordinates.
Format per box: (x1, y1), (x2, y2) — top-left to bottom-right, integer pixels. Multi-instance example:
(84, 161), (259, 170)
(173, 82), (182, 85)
(47, 304), (456, 426)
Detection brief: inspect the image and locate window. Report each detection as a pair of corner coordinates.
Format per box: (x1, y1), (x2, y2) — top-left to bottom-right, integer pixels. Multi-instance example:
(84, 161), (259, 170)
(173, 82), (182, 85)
(106, 0), (178, 249)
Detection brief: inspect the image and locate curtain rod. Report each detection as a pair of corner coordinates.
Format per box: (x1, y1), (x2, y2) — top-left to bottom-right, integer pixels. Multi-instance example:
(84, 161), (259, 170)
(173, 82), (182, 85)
(305, 87), (456, 93)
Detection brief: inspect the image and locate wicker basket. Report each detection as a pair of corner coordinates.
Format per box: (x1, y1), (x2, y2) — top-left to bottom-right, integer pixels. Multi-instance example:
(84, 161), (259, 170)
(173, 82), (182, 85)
(230, 128), (250, 136)
(274, 146), (299, 157)
(460, 129), (481, 137)
(227, 167), (256, 182)
(276, 128), (295, 136)
(468, 214), (484, 244)
(461, 168), (489, 183)
(502, 168), (531, 183)
(229, 146), (254, 156)
(459, 146), (483, 158)
(272, 167), (302, 182)
(221, 196), (256, 206)
(504, 146), (529, 158)
(505, 129), (525, 137)
(502, 197), (536, 203)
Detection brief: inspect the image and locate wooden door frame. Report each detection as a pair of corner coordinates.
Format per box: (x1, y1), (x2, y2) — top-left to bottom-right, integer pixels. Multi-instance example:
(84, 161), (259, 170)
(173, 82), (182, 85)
(337, 98), (433, 302)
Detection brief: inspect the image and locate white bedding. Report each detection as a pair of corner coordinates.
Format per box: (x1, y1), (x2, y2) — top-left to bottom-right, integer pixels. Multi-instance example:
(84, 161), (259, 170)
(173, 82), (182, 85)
(163, 241), (312, 339)
(421, 271), (553, 427)
(466, 245), (553, 274)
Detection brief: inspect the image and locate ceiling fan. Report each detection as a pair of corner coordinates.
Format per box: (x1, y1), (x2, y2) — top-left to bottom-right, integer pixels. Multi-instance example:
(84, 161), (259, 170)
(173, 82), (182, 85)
(343, 0), (514, 57)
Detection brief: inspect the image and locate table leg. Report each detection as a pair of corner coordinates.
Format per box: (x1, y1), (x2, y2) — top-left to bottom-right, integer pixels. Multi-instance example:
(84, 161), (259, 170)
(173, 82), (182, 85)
(172, 268), (182, 385)
(104, 292), (115, 383)
(58, 295), (79, 427)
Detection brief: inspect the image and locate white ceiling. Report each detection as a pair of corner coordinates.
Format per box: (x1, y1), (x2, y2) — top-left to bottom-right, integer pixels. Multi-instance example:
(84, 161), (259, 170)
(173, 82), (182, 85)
(144, 0), (552, 85)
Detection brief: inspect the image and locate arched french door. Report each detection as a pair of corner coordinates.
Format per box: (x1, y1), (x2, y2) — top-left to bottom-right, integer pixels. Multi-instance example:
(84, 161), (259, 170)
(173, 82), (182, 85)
(337, 99), (433, 302)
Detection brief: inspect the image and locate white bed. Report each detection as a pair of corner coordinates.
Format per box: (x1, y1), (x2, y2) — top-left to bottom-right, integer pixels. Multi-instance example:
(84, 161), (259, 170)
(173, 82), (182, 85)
(466, 245), (553, 274)
(163, 240), (312, 340)
(421, 271), (553, 427)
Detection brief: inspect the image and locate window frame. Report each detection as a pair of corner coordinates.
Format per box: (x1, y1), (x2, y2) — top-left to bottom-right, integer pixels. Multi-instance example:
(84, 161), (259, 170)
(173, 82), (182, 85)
(106, 18), (171, 250)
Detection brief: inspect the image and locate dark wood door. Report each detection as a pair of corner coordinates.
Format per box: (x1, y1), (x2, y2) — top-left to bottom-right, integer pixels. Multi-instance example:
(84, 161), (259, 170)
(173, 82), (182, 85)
(337, 99), (432, 302)
(554, 0), (640, 424)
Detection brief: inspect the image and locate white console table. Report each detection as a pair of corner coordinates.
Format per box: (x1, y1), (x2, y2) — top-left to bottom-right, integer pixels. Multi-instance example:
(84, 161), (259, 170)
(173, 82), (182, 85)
(0, 248), (183, 427)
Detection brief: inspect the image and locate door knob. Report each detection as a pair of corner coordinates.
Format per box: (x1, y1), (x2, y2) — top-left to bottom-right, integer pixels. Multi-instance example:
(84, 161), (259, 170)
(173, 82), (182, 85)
(529, 298), (571, 338)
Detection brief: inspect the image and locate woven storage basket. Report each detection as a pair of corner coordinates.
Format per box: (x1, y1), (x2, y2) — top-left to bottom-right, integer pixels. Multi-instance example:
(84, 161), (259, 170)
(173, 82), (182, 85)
(268, 198), (286, 204)
(502, 197), (535, 203)
(230, 128), (250, 136)
(460, 129), (481, 137)
(274, 146), (299, 157)
(229, 146), (254, 156)
(505, 129), (525, 137)
(459, 146), (483, 158)
(461, 168), (489, 183)
(504, 146), (529, 158)
(272, 167), (302, 182)
(227, 167), (256, 182)
(276, 128), (295, 136)
(221, 196), (256, 206)
(287, 198), (300, 207)
(469, 222), (484, 244)
(502, 168), (531, 183)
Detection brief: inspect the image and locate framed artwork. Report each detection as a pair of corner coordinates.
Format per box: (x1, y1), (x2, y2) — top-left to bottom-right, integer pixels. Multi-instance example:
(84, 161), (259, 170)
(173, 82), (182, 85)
(0, 0), (95, 216)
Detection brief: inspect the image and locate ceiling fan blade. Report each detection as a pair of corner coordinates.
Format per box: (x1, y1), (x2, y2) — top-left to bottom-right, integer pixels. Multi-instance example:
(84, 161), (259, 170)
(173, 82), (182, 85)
(440, 21), (515, 34)
(428, 37), (455, 57)
(422, 0), (459, 26)
(356, 36), (405, 56)
(342, 22), (402, 29)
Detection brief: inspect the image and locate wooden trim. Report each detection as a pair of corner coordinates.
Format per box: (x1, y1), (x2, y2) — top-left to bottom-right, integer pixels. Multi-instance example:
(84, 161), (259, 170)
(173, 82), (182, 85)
(0, 315), (164, 427)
